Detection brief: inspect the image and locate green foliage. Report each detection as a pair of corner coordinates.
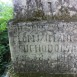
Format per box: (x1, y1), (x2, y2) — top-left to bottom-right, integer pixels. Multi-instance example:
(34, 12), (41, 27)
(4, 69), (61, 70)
(0, 1), (13, 75)
(0, 1), (13, 32)
(0, 30), (10, 76)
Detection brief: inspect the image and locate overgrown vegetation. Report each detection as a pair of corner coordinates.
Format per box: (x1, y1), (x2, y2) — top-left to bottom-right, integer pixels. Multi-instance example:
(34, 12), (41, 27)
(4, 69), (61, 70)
(0, 30), (10, 75)
(0, 0), (13, 76)
(0, 1), (13, 32)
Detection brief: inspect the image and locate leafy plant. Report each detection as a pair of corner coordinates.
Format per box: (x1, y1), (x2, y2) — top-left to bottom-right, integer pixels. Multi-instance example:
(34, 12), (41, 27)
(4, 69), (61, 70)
(0, 1), (13, 32)
(0, 0), (13, 76)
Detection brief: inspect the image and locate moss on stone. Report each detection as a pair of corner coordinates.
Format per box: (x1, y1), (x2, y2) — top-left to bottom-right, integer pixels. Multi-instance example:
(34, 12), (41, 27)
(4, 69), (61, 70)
(11, 8), (77, 24)
(9, 73), (77, 77)
(7, 67), (77, 77)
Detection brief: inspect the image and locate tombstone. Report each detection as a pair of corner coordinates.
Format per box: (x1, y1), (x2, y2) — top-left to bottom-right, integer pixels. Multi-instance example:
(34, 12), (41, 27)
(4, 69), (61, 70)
(8, 0), (77, 77)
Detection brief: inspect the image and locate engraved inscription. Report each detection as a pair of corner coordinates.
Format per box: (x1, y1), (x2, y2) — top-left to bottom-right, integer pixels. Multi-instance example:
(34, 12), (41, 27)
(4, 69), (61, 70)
(8, 21), (77, 73)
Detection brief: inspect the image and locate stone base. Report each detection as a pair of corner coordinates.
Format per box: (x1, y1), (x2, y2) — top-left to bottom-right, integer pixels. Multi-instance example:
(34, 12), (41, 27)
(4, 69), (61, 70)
(9, 73), (77, 77)
(7, 66), (77, 77)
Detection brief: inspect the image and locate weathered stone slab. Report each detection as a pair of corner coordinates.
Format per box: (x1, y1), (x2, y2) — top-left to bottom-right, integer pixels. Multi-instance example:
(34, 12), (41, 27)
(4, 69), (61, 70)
(8, 21), (77, 74)
(13, 0), (44, 20)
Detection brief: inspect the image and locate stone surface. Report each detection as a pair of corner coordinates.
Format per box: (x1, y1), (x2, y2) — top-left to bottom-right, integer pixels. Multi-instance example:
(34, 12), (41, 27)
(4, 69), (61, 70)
(8, 21), (77, 74)
(13, 0), (77, 20)
(13, 0), (44, 20)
